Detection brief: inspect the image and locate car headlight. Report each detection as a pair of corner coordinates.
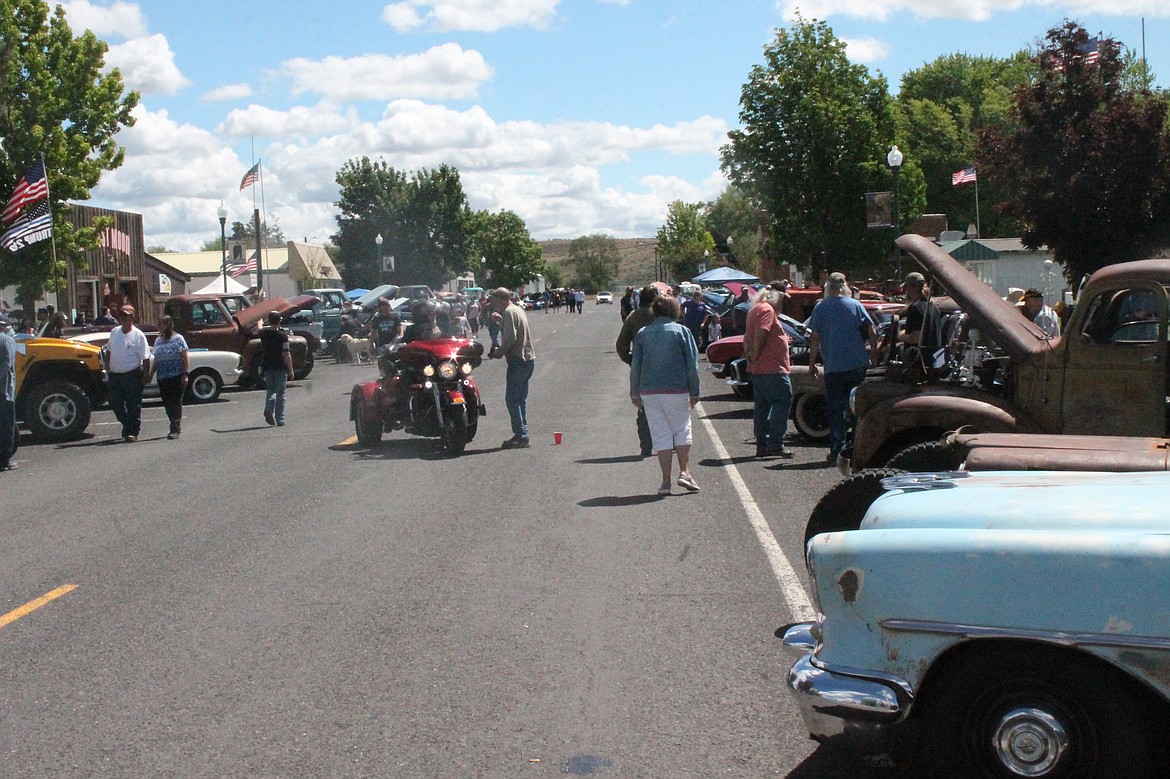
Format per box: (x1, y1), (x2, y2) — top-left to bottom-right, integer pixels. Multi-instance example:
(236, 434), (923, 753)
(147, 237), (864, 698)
(422, 364), (436, 377)
(438, 360), (458, 380)
(848, 386), (858, 415)
(460, 361), (473, 375)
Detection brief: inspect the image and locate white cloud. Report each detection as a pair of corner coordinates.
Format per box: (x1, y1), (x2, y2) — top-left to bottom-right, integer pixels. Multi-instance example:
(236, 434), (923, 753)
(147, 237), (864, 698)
(61, 0), (148, 38)
(778, 0), (1170, 21)
(105, 34), (190, 95)
(219, 102), (357, 138)
(202, 83), (254, 102)
(843, 37), (890, 62)
(381, 0), (560, 33)
(281, 44), (492, 101)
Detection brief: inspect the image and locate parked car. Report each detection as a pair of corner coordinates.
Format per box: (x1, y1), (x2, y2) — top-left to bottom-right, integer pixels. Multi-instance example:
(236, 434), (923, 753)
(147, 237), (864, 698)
(522, 293), (545, 310)
(13, 337), (106, 441)
(595, 291), (613, 304)
(783, 469), (1170, 777)
(69, 332), (243, 404)
(215, 293), (323, 355)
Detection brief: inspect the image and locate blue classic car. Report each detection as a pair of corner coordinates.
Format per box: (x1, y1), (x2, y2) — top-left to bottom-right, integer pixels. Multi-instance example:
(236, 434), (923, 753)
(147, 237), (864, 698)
(783, 469), (1170, 777)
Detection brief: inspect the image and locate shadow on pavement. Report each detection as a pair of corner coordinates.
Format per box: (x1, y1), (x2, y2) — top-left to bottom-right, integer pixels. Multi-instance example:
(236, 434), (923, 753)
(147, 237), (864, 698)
(579, 494), (666, 507)
(575, 454), (644, 465)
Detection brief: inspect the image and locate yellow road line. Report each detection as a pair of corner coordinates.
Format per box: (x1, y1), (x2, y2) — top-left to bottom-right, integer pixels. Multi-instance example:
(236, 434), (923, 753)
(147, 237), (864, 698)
(0, 585), (77, 629)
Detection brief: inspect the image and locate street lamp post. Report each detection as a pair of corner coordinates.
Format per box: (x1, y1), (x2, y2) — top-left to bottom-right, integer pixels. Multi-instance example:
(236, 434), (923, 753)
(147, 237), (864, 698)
(887, 145), (904, 281)
(726, 235), (734, 265)
(217, 202), (228, 293)
(375, 233), (383, 283)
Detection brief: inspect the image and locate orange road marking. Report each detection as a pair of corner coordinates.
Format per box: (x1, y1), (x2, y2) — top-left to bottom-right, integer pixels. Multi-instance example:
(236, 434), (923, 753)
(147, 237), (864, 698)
(0, 585), (77, 629)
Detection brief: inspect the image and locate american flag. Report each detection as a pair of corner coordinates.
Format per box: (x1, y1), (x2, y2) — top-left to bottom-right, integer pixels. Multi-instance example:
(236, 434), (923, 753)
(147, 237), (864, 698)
(952, 166), (977, 186)
(2, 159), (49, 223)
(239, 162), (260, 191)
(227, 251), (258, 277)
(1, 200), (52, 252)
(1052, 35), (1100, 71)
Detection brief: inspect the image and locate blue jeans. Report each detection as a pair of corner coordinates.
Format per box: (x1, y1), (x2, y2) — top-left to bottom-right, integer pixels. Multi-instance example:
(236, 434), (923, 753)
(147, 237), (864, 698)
(504, 357), (534, 438)
(108, 369), (144, 437)
(824, 367), (867, 455)
(751, 372), (792, 451)
(263, 370), (288, 423)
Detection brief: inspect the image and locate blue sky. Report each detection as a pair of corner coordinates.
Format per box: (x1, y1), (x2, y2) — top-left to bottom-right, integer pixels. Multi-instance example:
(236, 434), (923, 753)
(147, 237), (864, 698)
(60, 0), (1169, 251)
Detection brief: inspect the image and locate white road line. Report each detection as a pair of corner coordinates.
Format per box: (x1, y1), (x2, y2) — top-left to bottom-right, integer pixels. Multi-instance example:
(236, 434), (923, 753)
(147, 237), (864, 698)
(696, 403), (816, 621)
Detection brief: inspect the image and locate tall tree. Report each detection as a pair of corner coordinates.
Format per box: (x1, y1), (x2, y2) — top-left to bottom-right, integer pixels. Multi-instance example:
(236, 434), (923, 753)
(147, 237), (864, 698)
(721, 16), (908, 277)
(656, 200), (714, 281)
(0, 0), (139, 300)
(467, 208), (543, 290)
(566, 234), (620, 292)
(704, 186), (762, 274)
(982, 21), (1170, 282)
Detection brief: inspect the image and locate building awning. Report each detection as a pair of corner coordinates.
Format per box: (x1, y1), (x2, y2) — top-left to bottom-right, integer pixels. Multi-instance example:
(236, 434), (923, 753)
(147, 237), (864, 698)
(939, 239), (1000, 262)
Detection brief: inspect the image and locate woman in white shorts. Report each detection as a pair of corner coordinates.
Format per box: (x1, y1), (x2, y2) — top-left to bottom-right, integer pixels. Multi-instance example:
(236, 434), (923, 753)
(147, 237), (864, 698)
(629, 294), (701, 495)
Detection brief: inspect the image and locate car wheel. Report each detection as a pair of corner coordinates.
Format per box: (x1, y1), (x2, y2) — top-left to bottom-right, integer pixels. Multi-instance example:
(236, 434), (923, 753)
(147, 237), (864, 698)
(803, 467), (905, 547)
(352, 392), (382, 447)
(22, 380), (93, 441)
(185, 368), (222, 404)
(792, 392), (829, 441)
(731, 383), (753, 400)
(884, 440), (965, 472)
(922, 645), (1155, 778)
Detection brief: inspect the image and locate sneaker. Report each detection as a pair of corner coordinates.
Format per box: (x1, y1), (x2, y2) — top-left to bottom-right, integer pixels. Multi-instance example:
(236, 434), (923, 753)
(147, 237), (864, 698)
(277, 420), (285, 427)
(264, 412), (275, 426)
(766, 446), (795, 458)
(677, 473), (700, 492)
(501, 436), (530, 449)
(657, 484), (672, 496)
(126, 435), (137, 443)
(167, 432), (176, 440)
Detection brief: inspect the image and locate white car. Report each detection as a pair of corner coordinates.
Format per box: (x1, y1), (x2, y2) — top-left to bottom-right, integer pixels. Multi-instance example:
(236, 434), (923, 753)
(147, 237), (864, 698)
(595, 291), (613, 304)
(68, 332), (243, 403)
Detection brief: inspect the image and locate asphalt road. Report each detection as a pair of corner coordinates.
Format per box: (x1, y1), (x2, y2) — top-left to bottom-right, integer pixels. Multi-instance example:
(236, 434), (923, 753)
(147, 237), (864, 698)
(1, 304), (902, 777)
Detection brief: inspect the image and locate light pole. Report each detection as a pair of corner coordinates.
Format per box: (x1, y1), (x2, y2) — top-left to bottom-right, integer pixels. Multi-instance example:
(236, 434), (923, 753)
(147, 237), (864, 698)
(887, 144), (904, 281)
(217, 202), (228, 292)
(375, 233), (383, 284)
(1043, 259), (1057, 300)
(726, 235), (734, 265)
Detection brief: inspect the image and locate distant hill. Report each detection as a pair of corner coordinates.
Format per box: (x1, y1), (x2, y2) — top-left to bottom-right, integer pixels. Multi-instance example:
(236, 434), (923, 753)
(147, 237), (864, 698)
(539, 238), (660, 291)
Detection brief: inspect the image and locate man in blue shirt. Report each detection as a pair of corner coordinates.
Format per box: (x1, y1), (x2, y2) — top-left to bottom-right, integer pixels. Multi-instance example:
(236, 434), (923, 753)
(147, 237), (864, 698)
(808, 273), (877, 462)
(679, 290), (710, 347)
(0, 315), (16, 470)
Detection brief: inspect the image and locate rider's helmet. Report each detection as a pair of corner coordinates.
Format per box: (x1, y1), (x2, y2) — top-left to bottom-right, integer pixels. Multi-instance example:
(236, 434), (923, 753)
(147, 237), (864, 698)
(412, 298), (439, 322)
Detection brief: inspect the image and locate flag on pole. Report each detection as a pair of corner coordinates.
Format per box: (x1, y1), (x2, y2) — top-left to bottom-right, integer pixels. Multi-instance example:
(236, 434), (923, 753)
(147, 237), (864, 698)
(952, 167), (977, 186)
(239, 162), (260, 191)
(1052, 35), (1100, 71)
(2, 159), (49, 223)
(1, 200), (53, 252)
(226, 250), (258, 277)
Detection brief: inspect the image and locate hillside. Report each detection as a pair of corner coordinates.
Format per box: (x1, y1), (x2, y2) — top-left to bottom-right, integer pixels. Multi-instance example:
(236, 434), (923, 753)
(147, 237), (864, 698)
(540, 238), (660, 291)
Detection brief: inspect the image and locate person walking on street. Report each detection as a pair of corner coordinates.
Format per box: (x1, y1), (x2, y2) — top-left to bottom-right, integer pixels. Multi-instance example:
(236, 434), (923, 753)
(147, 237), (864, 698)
(744, 288), (794, 458)
(490, 287), (535, 449)
(107, 304), (151, 442)
(0, 315), (16, 470)
(617, 285), (660, 456)
(260, 311), (294, 426)
(575, 289), (585, 314)
(148, 315), (189, 439)
(680, 289), (710, 349)
(629, 294), (701, 495)
(467, 297), (481, 337)
(808, 273), (877, 462)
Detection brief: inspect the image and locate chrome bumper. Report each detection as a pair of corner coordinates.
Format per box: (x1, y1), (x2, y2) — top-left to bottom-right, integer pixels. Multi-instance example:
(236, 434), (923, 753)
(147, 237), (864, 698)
(781, 623), (906, 751)
(706, 363), (725, 374)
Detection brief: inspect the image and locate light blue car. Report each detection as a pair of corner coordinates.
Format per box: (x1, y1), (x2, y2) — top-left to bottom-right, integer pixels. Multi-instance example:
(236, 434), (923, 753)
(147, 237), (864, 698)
(783, 469), (1170, 777)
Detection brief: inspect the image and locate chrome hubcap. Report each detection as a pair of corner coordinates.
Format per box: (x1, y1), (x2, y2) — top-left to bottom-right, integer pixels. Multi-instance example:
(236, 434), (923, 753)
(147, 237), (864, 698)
(41, 395), (75, 429)
(993, 707), (1068, 776)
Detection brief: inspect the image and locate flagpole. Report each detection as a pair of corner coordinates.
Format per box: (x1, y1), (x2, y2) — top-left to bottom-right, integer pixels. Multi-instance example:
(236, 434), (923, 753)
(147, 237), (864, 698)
(974, 170), (982, 239)
(258, 159), (269, 296)
(37, 152), (64, 313)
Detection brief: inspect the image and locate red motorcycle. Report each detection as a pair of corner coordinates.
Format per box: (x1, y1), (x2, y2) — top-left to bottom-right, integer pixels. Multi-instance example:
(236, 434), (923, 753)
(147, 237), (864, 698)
(349, 338), (486, 456)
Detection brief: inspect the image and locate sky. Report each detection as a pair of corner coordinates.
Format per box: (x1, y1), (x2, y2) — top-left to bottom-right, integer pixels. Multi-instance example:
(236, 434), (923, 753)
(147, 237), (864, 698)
(55, 0), (1170, 252)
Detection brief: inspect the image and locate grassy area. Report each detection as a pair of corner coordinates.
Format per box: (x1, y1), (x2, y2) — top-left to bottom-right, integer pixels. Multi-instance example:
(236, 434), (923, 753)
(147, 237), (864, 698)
(540, 238), (659, 292)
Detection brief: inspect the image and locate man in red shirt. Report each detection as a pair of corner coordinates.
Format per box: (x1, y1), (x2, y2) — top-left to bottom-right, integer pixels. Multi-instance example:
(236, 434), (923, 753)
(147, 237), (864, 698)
(743, 288), (793, 458)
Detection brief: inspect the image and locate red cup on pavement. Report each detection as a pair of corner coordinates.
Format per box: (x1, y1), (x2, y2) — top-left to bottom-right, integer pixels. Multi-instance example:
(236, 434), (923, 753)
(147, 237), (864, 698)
(554, 432), (563, 445)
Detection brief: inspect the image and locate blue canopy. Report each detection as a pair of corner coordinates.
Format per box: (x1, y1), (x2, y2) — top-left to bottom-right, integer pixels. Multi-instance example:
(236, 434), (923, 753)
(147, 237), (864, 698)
(345, 288), (370, 300)
(691, 266), (759, 284)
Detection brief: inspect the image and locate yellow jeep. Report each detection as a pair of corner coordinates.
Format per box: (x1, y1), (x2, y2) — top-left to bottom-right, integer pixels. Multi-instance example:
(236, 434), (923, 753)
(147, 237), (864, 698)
(15, 337), (106, 441)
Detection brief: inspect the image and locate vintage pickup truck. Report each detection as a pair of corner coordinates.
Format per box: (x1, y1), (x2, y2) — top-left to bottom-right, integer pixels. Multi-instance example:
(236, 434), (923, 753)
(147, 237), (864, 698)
(783, 469), (1170, 778)
(843, 234), (1170, 473)
(161, 294), (312, 386)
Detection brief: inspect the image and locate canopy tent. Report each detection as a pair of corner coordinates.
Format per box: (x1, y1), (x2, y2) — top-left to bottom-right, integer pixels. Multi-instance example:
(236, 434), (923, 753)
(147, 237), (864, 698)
(691, 266), (760, 284)
(346, 288), (370, 300)
(192, 274), (249, 295)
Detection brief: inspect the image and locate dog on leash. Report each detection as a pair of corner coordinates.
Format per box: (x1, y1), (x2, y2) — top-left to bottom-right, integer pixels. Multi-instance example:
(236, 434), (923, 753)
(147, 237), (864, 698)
(337, 333), (375, 364)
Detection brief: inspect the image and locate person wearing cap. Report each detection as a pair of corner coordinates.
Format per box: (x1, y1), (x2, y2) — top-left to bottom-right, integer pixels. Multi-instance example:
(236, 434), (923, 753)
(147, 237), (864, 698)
(1022, 288), (1061, 338)
(259, 310), (295, 426)
(808, 272), (877, 462)
(490, 286), (535, 449)
(107, 304), (151, 442)
(898, 271), (943, 357)
(0, 314), (16, 470)
(366, 297), (402, 350)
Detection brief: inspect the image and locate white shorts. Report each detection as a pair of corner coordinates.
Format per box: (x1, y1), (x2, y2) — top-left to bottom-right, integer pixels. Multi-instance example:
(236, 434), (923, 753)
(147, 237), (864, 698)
(641, 393), (693, 452)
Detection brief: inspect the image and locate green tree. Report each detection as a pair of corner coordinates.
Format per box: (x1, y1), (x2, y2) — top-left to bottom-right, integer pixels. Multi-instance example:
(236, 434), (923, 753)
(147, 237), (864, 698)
(656, 200), (714, 281)
(542, 262), (564, 290)
(333, 158), (473, 289)
(467, 208), (543, 290)
(566, 234), (620, 292)
(0, 0), (139, 300)
(721, 16), (906, 277)
(982, 21), (1170, 282)
(704, 186), (762, 274)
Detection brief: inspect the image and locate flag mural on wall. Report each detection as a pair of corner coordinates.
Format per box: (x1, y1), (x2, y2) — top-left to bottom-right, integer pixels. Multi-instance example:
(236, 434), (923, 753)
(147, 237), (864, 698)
(1, 201), (52, 252)
(239, 162), (260, 191)
(2, 158), (49, 223)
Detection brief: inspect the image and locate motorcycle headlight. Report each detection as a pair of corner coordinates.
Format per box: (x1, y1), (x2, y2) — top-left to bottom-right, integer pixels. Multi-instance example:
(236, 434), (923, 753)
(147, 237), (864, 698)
(422, 364), (436, 377)
(438, 360), (458, 380)
(460, 361), (473, 375)
(848, 386), (858, 415)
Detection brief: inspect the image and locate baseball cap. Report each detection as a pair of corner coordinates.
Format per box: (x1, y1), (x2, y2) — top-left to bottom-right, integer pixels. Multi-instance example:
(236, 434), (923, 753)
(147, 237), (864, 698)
(120, 304), (136, 316)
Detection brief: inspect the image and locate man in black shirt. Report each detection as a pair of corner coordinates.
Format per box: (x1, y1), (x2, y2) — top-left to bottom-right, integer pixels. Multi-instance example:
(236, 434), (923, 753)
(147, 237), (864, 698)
(259, 311), (294, 426)
(898, 272), (943, 365)
(365, 297), (402, 349)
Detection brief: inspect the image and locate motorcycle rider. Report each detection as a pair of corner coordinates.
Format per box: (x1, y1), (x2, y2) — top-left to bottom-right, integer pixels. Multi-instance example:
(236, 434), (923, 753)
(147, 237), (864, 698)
(403, 299), (446, 343)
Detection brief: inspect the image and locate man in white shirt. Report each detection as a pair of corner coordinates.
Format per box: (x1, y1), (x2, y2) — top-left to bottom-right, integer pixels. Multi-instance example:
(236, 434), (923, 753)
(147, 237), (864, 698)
(1021, 288), (1061, 338)
(107, 304), (151, 442)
